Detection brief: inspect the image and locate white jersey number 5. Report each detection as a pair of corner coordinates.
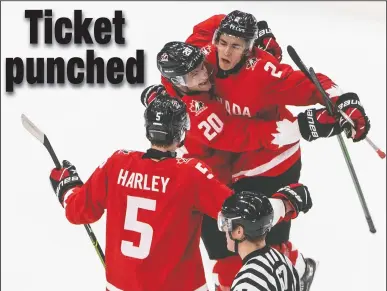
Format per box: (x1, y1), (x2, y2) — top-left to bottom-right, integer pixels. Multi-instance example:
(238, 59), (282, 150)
(198, 113), (224, 141)
(121, 196), (156, 259)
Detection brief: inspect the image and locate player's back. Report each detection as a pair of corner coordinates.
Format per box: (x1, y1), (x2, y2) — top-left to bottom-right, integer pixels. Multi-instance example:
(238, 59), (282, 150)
(231, 245), (300, 291)
(104, 150), (211, 291)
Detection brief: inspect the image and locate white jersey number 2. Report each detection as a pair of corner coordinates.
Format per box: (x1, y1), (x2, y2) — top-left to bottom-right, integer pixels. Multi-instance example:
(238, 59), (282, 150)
(121, 196), (156, 259)
(264, 62), (283, 78)
(198, 113), (224, 141)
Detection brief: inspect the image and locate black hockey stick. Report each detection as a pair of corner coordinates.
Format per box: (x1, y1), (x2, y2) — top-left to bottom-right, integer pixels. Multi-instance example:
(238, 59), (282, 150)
(286, 46), (377, 234)
(21, 114), (106, 266)
(287, 46), (385, 159)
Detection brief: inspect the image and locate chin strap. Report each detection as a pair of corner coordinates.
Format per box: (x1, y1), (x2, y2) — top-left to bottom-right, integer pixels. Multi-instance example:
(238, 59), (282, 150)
(229, 231), (247, 253)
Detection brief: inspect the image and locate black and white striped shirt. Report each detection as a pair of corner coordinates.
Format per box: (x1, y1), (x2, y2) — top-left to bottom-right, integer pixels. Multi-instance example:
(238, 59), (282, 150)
(231, 245), (300, 291)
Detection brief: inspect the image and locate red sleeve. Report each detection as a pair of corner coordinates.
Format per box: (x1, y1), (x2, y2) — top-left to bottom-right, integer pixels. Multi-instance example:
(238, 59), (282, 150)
(185, 14), (225, 48)
(63, 151), (119, 224)
(254, 51), (342, 107)
(187, 158), (233, 219)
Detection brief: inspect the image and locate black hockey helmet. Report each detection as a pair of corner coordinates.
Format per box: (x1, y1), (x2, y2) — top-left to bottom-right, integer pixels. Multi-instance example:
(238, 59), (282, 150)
(213, 10), (258, 51)
(144, 92), (190, 146)
(218, 191), (274, 240)
(157, 41), (205, 85)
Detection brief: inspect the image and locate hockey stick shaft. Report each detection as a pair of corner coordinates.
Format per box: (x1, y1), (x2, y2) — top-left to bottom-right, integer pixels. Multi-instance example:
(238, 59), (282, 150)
(287, 46), (385, 159)
(21, 114), (106, 266)
(286, 46), (376, 233)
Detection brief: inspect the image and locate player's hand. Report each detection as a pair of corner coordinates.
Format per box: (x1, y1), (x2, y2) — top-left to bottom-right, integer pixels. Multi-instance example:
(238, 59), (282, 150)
(335, 92), (370, 142)
(297, 107), (343, 142)
(141, 84), (166, 108)
(255, 21), (282, 62)
(272, 183), (312, 218)
(49, 160), (83, 205)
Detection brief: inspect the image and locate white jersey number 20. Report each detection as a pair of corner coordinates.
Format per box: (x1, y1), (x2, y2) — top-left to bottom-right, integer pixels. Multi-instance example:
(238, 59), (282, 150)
(198, 113), (224, 141)
(121, 196), (156, 259)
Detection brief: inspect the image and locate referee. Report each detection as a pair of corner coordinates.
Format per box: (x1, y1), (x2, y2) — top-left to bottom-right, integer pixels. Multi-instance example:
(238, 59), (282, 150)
(217, 187), (313, 291)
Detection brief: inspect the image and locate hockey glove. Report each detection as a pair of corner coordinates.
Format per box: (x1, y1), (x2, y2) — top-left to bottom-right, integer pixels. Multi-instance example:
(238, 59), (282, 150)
(297, 107), (343, 142)
(272, 183), (312, 219)
(141, 84), (166, 108)
(49, 160), (83, 205)
(255, 21), (282, 62)
(335, 93), (370, 142)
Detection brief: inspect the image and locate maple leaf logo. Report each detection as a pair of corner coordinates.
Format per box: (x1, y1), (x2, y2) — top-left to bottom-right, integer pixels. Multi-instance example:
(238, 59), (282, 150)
(325, 84), (344, 98)
(271, 119), (302, 147)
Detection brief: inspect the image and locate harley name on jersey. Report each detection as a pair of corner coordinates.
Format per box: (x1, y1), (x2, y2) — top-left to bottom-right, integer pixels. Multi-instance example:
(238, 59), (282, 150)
(117, 169), (170, 193)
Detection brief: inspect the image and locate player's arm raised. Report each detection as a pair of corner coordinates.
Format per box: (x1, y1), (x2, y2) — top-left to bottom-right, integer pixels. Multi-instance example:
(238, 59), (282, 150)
(49, 151), (118, 224)
(185, 14), (226, 48)
(257, 55), (371, 142)
(255, 53), (340, 107)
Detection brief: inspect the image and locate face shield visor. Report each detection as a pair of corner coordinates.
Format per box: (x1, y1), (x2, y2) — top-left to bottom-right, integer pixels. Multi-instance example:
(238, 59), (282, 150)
(217, 212), (242, 233)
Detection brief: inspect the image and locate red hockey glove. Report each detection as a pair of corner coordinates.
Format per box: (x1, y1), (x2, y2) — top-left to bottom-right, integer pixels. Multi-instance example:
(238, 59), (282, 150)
(335, 93), (370, 142)
(297, 107), (344, 142)
(255, 21), (282, 62)
(49, 160), (83, 205)
(141, 84), (166, 108)
(272, 183), (312, 219)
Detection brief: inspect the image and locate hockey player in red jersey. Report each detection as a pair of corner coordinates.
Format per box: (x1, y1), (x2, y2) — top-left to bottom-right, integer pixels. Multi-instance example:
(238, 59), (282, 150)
(141, 40), (350, 290)
(49, 92), (314, 291)
(184, 10), (371, 291)
(141, 42), (344, 184)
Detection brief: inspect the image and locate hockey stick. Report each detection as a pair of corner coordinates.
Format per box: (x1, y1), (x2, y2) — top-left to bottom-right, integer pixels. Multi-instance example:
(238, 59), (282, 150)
(287, 46), (385, 159)
(21, 114), (106, 266)
(286, 46), (377, 234)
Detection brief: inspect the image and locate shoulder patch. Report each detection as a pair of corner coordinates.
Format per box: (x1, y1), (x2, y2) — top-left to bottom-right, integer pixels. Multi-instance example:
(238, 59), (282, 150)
(176, 157), (193, 165)
(189, 100), (208, 116)
(117, 149), (132, 155)
(246, 57), (260, 71)
(200, 45), (212, 56)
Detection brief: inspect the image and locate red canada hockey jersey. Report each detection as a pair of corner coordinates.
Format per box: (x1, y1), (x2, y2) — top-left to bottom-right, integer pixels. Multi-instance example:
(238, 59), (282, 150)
(63, 150), (232, 291)
(185, 15), (343, 179)
(161, 77), (305, 184)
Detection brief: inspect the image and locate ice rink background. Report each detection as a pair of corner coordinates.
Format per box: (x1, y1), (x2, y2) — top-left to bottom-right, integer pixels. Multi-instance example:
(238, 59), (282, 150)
(1, 2), (386, 291)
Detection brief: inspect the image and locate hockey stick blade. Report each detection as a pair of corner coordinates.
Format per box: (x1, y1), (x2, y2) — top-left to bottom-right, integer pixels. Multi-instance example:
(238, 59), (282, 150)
(21, 114), (61, 168)
(21, 114), (106, 266)
(286, 46), (377, 233)
(287, 46), (385, 159)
